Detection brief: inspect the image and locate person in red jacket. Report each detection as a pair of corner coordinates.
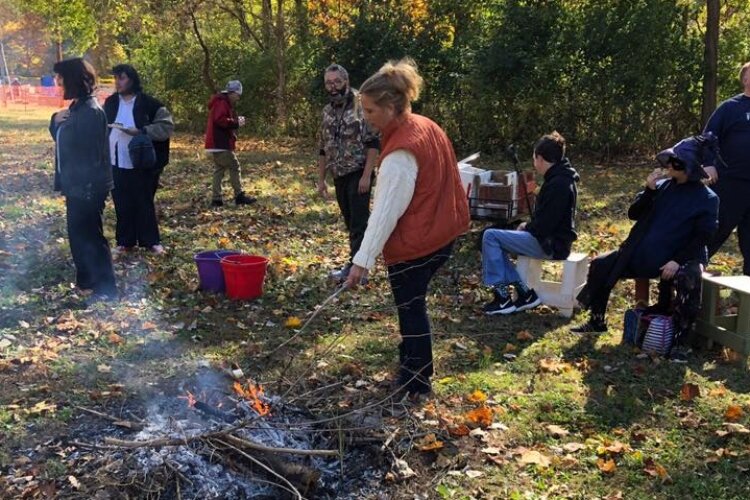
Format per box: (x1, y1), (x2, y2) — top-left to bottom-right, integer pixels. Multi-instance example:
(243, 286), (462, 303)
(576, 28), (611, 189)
(204, 80), (256, 206)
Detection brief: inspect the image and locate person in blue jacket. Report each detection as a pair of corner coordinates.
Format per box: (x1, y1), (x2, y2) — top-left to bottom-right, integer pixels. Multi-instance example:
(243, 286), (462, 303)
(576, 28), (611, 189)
(573, 134), (719, 353)
(704, 62), (750, 274)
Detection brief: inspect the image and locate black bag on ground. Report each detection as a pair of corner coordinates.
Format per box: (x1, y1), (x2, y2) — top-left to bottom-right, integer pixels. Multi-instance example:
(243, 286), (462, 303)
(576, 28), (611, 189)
(129, 133), (157, 169)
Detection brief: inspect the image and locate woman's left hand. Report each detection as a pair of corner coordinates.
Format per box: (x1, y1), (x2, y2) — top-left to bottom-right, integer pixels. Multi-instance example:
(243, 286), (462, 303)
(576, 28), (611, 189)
(122, 127), (141, 136)
(345, 264), (368, 289)
(358, 174), (371, 194)
(659, 260), (680, 280)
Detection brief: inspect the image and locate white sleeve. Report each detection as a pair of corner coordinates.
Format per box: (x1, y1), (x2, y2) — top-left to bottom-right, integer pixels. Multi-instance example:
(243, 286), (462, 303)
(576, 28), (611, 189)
(352, 149), (418, 270)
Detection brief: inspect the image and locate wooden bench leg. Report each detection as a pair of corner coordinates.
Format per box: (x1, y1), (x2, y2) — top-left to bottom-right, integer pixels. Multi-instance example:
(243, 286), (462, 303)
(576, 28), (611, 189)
(635, 278), (649, 304)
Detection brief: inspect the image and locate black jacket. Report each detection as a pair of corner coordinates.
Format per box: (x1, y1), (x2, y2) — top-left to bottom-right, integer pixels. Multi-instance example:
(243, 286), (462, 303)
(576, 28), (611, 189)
(103, 92), (171, 169)
(50, 96), (113, 199)
(524, 158), (579, 259)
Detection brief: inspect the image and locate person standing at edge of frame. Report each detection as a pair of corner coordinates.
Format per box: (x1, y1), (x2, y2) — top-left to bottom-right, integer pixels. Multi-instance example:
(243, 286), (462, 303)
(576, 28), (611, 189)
(49, 58), (117, 303)
(703, 62), (750, 273)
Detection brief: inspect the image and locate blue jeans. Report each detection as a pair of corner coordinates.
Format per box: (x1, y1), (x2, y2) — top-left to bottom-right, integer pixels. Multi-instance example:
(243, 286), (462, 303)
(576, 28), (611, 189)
(482, 229), (551, 287)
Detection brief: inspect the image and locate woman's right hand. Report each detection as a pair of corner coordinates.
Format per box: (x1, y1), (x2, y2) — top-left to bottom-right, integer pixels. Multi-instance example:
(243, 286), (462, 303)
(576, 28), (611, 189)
(317, 179), (328, 199)
(646, 168), (666, 190)
(53, 110), (70, 125)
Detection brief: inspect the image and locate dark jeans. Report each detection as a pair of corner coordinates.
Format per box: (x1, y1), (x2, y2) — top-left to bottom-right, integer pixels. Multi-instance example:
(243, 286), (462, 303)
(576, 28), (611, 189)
(333, 170), (371, 261)
(112, 166), (161, 247)
(65, 194), (117, 296)
(387, 241), (454, 394)
(708, 179), (750, 275)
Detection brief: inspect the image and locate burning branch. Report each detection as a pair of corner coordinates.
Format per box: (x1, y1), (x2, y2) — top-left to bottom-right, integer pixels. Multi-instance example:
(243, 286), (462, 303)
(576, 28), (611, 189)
(233, 380), (271, 416)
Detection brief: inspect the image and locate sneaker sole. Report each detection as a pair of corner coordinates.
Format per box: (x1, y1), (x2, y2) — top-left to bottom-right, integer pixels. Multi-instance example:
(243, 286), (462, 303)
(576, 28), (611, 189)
(515, 297), (543, 312)
(485, 305), (517, 315)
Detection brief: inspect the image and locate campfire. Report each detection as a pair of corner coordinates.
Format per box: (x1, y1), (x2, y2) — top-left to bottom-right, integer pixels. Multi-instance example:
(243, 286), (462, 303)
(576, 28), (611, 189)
(67, 368), (385, 499)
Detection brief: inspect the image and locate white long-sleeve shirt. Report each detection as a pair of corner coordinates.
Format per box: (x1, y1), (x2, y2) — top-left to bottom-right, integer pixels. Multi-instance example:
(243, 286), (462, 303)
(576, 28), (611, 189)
(352, 149), (418, 270)
(109, 95), (137, 169)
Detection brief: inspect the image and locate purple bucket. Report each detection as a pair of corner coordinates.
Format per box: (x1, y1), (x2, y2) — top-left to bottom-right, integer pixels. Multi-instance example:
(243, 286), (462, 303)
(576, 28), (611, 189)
(194, 250), (241, 292)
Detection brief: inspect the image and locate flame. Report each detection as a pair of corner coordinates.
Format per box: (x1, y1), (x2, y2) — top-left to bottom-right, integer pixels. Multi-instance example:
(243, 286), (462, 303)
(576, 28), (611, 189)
(233, 380), (270, 416)
(178, 390), (197, 408)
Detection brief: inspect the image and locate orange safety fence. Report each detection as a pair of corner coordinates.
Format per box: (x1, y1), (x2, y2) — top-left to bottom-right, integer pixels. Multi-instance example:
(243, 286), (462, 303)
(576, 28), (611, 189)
(0, 84), (112, 108)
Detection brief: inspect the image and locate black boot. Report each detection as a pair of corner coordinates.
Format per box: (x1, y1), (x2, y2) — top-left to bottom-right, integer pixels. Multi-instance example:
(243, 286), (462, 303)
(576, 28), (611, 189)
(235, 192), (257, 205)
(571, 314), (608, 334)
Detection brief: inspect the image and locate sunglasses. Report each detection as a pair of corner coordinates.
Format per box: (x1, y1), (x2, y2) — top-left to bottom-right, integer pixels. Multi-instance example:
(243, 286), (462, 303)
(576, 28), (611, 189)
(668, 157), (686, 170)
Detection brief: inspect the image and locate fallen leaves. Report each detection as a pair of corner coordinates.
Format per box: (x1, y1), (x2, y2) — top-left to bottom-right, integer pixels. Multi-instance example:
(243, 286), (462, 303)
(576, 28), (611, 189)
(597, 458), (617, 474)
(643, 458), (671, 482)
(538, 358), (573, 374)
(516, 330), (533, 341)
(107, 333), (124, 345)
(725, 405), (744, 422)
(680, 383), (700, 401)
(416, 433), (444, 452)
(466, 390), (487, 404)
(284, 316), (302, 328)
(546, 424), (570, 438)
(466, 406), (493, 428)
(563, 442), (587, 453)
(517, 450), (551, 468)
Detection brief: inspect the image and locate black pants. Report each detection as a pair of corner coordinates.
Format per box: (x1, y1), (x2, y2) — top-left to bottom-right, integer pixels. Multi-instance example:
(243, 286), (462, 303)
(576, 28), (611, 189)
(708, 179), (750, 275)
(65, 194), (117, 296)
(585, 250), (702, 344)
(333, 170), (371, 261)
(112, 166), (161, 247)
(387, 241), (454, 394)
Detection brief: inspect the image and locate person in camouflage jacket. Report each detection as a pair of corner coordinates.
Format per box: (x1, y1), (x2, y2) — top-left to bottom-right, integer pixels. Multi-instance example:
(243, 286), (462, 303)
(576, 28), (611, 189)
(317, 64), (380, 282)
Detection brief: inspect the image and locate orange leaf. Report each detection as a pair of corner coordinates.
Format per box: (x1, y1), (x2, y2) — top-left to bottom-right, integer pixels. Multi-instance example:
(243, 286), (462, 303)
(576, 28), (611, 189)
(597, 458), (617, 474)
(725, 405), (744, 422)
(466, 406), (493, 428)
(503, 343), (517, 353)
(284, 316), (302, 328)
(218, 237), (231, 248)
(141, 321), (157, 330)
(680, 383), (700, 401)
(538, 358), (572, 374)
(467, 390), (488, 404)
(709, 386), (727, 397)
(516, 330), (533, 342)
(107, 333), (124, 345)
(447, 424), (470, 437)
(417, 433), (444, 452)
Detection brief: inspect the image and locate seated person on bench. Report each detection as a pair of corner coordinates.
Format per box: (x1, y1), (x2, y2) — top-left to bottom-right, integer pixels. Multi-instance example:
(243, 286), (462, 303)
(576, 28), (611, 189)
(572, 134), (720, 342)
(483, 131), (580, 315)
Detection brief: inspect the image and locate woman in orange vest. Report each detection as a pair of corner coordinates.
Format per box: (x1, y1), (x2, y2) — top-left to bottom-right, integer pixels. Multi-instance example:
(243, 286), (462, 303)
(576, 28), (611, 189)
(346, 59), (470, 399)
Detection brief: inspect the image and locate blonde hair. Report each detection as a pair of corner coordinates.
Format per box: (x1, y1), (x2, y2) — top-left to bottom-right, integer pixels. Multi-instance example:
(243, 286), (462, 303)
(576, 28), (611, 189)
(741, 62), (750, 84)
(360, 58), (424, 114)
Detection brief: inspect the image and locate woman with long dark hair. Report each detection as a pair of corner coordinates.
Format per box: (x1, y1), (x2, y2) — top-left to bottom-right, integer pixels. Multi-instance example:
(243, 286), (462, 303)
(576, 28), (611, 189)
(49, 58), (117, 300)
(104, 64), (174, 254)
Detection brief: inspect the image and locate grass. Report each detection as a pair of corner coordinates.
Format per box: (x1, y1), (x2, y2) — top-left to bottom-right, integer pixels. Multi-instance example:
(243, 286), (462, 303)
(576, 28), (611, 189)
(1, 104), (750, 498)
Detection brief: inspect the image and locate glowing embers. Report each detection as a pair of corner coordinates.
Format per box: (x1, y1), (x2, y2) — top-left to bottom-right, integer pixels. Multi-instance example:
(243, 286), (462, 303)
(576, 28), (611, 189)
(233, 380), (271, 416)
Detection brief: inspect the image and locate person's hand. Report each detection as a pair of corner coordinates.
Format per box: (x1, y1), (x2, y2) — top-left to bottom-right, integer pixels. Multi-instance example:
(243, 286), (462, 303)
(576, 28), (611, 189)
(122, 127), (140, 136)
(703, 166), (719, 185)
(238, 116), (246, 127)
(660, 260), (680, 280)
(358, 174), (371, 194)
(517, 222), (527, 231)
(316, 179), (328, 199)
(345, 264), (368, 290)
(53, 109), (70, 125)
(646, 168), (666, 190)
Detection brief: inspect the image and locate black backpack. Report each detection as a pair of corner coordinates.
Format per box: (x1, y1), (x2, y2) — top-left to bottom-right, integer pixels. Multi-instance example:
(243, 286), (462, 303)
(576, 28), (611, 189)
(128, 132), (157, 169)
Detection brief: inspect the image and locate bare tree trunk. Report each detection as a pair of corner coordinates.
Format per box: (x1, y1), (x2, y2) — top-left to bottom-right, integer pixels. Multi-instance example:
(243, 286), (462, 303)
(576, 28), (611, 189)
(274, 0), (286, 127)
(261, 0), (273, 48)
(190, 10), (217, 94)
(701, 0), (719, 126)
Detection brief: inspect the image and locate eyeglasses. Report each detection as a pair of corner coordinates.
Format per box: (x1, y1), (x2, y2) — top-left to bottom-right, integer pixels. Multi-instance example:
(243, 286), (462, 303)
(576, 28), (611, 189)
(324, 79), (345, 88)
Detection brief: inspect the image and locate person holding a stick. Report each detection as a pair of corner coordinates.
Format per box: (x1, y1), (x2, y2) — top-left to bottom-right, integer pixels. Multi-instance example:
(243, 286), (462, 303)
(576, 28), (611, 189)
(345, 58), (469, 399)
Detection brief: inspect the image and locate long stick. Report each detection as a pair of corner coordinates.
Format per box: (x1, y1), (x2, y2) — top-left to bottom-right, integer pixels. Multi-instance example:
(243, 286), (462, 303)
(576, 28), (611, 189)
(99, 431), (337, 457)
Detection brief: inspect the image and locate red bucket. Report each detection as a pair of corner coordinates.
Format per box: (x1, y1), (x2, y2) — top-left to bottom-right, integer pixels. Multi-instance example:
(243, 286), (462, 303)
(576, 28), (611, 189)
(220, 255), (269, 300)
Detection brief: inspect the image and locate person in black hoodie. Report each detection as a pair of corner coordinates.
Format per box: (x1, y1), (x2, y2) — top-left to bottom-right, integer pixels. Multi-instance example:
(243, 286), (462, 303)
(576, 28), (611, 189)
(103, 64), (174, 254)
(572, 134), (719, 342)
(49, 58), (117, 300)
(483, 132), (579, 315)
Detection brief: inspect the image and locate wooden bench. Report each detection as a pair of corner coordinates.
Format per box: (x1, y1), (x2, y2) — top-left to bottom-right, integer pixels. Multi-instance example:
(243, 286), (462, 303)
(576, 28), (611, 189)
(696, 274), (750, 356)
(516, 252), (589, 318)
